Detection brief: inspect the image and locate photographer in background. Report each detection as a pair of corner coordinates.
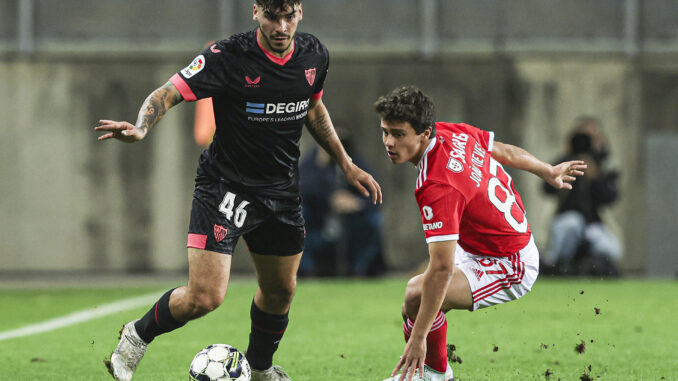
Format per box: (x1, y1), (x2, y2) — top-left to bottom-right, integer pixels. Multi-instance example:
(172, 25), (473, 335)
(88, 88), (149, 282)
(543, 116), (622, 276)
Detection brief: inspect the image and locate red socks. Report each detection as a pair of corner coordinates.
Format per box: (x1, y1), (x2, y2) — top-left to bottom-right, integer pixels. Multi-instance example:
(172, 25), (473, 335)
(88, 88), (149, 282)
(403, 311), (448, 373)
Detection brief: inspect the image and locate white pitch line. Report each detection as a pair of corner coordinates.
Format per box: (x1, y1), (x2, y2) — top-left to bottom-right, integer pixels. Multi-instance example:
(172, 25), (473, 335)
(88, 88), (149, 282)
(0, 291), (162, 342)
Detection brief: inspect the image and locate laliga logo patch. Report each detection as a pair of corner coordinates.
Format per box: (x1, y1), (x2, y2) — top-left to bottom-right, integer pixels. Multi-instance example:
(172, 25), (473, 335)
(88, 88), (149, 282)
(447, 157), (464, 173)
(181, 54), (205, 79)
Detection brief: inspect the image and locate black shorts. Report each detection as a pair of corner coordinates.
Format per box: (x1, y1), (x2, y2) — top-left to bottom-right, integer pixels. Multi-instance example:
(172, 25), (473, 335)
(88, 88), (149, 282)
(187, 180), (305, 256)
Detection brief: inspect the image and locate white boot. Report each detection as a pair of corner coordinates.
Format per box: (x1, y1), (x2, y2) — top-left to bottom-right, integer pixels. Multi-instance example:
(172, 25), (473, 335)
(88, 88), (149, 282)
(251, 365), (292, 381)
(381, 364), (454, 381)
(106, 320), (148, 381)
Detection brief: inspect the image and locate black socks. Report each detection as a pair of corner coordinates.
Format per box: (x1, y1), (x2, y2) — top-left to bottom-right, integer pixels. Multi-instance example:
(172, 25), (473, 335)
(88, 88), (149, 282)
(133, 291), (289, 370)
(245, 300), (289, 371)
(134, 288), (186, 344)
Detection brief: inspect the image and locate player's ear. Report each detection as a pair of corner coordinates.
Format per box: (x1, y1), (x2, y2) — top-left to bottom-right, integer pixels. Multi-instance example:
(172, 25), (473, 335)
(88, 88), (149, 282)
(252, 4), (258, 21)
(298, 4), (303, 20)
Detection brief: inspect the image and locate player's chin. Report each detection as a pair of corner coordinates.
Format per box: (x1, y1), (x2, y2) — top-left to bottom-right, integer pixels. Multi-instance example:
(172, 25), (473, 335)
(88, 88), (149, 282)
(387, 154), (403, 164)
(272, 39), (291, 50)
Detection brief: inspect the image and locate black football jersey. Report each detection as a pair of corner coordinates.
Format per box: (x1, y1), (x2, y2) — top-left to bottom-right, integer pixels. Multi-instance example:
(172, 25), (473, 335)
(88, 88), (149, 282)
(170, 28), (329, 198)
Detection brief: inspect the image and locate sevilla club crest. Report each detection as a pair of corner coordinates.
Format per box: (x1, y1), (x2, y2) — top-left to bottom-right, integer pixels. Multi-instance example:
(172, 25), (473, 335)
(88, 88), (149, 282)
(305, 68), (316, 86)
(214, 224), (228, 243)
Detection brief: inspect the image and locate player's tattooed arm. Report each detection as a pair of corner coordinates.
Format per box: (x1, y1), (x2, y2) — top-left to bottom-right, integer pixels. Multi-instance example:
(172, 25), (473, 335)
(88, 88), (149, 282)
(95, 81), (183, 143)
(305, 99), (338, 156)
(137, 81), (184, 134)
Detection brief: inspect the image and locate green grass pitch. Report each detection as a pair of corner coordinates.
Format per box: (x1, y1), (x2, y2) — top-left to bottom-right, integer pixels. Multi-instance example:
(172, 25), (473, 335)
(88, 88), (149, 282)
(1, 277), (677, 380)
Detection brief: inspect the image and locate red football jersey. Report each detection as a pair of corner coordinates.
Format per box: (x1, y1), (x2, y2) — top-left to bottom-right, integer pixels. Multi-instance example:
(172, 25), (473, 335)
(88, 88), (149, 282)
(415, 122), (532, 257)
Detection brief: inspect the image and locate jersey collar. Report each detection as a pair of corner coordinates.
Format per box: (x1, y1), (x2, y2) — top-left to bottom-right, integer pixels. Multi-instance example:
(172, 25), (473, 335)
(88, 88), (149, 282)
(256, 28), (295, 66)
(416, 137), (437, 170)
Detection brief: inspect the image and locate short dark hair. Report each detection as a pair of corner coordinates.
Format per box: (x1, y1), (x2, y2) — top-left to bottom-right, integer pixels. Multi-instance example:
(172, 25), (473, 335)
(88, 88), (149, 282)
(374, 86), (436, 137)
(255, 0), (301, 12)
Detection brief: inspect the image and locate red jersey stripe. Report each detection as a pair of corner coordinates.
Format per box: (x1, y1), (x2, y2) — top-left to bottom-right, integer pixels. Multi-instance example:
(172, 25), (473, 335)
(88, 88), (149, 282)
(170, 73), (197, 102)
(311, 90), (323, 101)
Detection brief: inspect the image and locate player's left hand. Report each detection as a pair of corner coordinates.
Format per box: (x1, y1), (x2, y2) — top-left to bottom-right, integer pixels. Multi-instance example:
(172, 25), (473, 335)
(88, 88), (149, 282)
(392, 337), (426, 381)
(547, 160), (587, 190)
(343, 163), (383, 205)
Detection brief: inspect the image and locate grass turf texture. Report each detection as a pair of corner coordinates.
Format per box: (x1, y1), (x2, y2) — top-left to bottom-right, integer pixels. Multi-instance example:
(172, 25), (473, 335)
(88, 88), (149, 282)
(1, 277), (677, 380)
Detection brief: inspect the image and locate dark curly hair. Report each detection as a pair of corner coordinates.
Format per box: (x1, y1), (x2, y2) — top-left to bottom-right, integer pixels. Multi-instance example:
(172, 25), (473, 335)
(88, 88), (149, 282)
(374, 86), (436, 138)
(255, 0), (302, 12)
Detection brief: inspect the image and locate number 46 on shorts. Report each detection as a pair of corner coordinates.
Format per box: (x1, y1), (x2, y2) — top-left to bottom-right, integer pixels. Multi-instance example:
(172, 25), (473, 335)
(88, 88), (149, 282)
(219, 192), (249, 228)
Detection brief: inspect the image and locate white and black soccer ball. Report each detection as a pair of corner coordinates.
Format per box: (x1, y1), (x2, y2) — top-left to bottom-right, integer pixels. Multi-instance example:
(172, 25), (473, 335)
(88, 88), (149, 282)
(189, 344), (251, 381)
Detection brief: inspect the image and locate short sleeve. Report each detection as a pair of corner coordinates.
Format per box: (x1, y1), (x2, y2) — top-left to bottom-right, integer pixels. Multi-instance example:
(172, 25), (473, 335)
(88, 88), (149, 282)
(454, 123), (494, 152)
(416, 182), (467, 243)
(311, 46), (329, 101)
(170, 42), (231, 102)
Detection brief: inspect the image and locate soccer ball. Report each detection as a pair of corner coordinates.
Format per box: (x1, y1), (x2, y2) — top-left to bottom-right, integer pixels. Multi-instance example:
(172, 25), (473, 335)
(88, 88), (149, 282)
(189, 344), (251, 381)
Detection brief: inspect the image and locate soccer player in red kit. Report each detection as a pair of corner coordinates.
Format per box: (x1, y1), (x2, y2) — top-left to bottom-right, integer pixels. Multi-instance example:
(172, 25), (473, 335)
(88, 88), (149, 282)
(375, 87), (586, 381)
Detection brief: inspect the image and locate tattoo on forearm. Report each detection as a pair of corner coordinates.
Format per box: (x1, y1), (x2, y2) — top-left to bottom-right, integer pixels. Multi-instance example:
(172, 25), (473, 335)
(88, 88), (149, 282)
(307, 112), (333, 152)
(138, 83), (182, 131)
(140, 99), (161, 131)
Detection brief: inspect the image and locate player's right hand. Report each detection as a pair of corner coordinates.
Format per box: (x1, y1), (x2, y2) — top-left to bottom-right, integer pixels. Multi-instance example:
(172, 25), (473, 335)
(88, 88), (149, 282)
(94, 120), (146, 143)
(392, 338), (426, 381)
(547, 159), (587, 190)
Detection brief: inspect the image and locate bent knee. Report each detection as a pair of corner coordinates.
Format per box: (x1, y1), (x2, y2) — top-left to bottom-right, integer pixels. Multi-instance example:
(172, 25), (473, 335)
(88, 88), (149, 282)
(403, 275), (423, 317)
(261, 281), (296, 306)
(272, 285), (296, 305)
(188, 290), (225, 316)
(405, 275), (423, 299)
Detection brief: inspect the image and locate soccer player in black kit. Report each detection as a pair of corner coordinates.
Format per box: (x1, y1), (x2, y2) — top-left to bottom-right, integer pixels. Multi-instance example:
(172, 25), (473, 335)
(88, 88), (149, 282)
(95, 1), (382, 380)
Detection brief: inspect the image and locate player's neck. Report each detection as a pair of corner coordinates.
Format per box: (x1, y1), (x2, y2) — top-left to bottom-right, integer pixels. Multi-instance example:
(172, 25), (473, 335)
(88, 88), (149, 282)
(410, 137), (433, 166)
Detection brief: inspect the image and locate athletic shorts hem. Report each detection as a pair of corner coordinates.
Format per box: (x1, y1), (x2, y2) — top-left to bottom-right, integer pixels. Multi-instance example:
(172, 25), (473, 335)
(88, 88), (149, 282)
(455, 235), (539, 311)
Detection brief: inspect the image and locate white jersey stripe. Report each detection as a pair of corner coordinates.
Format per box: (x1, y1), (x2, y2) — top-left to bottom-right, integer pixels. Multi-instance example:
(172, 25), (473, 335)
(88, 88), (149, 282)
(422, 153), (428, 183)
(425, 234), (459, 243)
(415, 137), (437, 190)
(487, 131), (495, 152)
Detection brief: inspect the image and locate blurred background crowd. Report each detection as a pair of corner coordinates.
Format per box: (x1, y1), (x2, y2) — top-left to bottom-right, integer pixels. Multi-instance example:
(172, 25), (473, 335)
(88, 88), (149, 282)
(1, 0), (677, 278)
